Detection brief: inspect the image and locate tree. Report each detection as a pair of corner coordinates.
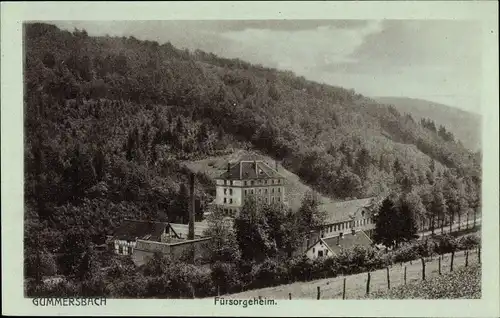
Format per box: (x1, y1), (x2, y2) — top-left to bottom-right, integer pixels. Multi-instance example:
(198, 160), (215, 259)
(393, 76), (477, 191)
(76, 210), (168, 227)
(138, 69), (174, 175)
(203, 209), (240, 263)
(78, 245), (99, 281)
(296, 191), (325, 234)
(373, 196), (399, 249)
(234, 197), (276, 261)
(431, 184), (447, 234)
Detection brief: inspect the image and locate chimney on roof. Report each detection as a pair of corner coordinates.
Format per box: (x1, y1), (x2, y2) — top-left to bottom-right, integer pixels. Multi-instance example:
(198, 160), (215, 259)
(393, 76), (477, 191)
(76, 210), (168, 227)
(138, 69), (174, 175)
(188, 173), (195, 240)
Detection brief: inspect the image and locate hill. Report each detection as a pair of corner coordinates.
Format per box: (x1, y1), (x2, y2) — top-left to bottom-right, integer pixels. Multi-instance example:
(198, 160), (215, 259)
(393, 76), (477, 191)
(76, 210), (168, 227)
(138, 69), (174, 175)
(375, 97), (481, 152)
(23, 23), (481, 255)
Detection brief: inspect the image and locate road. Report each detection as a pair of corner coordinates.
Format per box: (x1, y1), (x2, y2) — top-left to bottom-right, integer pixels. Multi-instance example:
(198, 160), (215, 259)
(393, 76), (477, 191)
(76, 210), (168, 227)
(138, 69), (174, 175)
(417, 218), (481, 239)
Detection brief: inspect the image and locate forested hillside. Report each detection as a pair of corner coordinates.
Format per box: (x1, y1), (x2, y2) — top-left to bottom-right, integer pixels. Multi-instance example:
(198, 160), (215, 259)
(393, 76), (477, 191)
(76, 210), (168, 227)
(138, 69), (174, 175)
(24, 23), (481, 258)
(375, 97), (481, 152)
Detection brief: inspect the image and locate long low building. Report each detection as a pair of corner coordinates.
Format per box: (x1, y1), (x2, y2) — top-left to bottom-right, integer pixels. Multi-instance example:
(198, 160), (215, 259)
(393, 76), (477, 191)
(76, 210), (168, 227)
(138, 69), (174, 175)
(108, 219), (211, 265)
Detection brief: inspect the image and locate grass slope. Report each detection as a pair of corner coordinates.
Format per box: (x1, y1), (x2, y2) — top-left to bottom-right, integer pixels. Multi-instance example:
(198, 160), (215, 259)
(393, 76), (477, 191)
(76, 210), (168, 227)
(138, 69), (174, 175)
(368, 263), (481, 299)
(225, 249), (480, 299)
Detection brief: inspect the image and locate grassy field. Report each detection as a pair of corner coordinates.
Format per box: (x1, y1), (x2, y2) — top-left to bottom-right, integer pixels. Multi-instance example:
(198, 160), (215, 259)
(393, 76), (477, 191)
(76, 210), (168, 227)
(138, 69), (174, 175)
(367, 263), (481, 299)
(226, 249), (480, 299)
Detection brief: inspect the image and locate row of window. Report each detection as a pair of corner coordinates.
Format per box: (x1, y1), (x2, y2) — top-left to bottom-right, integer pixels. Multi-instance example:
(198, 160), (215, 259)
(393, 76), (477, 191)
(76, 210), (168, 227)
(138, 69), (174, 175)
(223, 196), (282, 204)
(323, 218), (373, 234)
(116, 245), (133, 255)
(312, 247), (328, 257)
(238, 179), (283, 186)
(244, 187), (281, 195)
(223, 188), (233, 195)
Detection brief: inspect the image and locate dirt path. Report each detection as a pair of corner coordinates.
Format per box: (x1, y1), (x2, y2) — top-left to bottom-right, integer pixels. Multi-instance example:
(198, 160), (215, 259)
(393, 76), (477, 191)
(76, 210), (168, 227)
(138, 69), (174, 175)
(225, 249), (479, 300)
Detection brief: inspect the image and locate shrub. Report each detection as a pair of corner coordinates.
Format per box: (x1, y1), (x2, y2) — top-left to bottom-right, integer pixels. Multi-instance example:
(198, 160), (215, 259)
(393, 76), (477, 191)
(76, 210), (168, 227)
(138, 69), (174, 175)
(335, 246), (384, 274)
(457, 234), (480, 250)
(287, 256), (314, 282)
(110, 273), (148, 298)
(211, 262), (241, 295)
(250, 258), (288, 289)
(24, 250), (58, 280)
(26, 278), (80, 297)
(432, 234), (458, 255)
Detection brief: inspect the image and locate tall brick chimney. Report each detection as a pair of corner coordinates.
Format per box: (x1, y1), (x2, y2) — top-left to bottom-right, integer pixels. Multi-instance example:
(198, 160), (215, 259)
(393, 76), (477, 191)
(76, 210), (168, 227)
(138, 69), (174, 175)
(188, 173), (195, 240)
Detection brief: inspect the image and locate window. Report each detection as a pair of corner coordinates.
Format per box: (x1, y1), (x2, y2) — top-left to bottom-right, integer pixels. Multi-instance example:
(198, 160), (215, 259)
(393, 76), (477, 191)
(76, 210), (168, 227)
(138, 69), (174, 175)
(229, 188), (233, 195)
(251, 181), (254, 186)
(118, 245), (123, 254)
(313, 247), (315, 253)
(224, 198), (227, 204)
(224, 188), (227, 195)
(318, 250), (324, 257)
(251, 190), (254, 194)
(244, 181), (248, 186)
(230, 180), (233, 186)
(265, 198), (268, 203)
(330, 225), (333, 232)
(278, 187), (281, 192)
(278, 197), (281, 202)
(272, 188), (275, 193)
(128, 246), (133, 255)
(325, 250), (329, 255)
(265, 189), (268, 194)
(229, 198), (233, 204)
(224, 180), (227, 185)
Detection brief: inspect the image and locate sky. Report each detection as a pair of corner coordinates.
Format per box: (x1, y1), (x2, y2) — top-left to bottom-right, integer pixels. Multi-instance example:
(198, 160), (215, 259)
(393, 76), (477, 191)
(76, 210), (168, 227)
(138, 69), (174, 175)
(52, 20), (483, 114)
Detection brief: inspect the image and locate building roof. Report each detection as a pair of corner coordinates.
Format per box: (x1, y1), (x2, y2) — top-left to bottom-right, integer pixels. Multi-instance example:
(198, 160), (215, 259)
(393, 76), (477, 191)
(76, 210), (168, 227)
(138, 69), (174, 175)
(111, 219), (169, 242)
(320, 197), (378, 224)
(134, 237), (212, 254)
(168, 221), (209, 238)
(216, 160), (285, 180)
(319, 230), (373, 255)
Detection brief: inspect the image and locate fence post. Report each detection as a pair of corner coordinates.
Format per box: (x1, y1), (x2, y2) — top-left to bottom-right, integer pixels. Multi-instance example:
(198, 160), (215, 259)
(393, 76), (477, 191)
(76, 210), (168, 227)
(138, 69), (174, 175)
(289, 292), (292, 300)
(317, 286), (321, 300)
(421, 258), (426, 281)
(465, 250), (469, 267)
(342, 278), (346, 300)
(478, 247), (481, 264)
(438, 255), (441, 275)
(366, 272), (371, 296)
(450, 251), (455, 272)
(404, 266), (407, 285)
(386, 267), (391, 289)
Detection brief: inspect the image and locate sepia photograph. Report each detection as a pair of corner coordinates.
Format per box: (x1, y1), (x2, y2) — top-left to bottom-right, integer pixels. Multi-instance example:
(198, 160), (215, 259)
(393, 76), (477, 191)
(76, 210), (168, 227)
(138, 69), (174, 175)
(2, 1), (499, 317)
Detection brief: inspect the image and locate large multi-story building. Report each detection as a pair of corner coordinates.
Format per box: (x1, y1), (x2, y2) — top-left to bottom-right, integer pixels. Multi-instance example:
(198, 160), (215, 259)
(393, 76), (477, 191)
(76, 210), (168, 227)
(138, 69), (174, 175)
(213, 160), (286, 217)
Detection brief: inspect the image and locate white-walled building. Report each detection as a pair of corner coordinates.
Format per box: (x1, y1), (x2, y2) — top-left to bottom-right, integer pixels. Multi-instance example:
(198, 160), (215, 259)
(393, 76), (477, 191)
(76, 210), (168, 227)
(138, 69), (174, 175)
(213, 160), (286, 217)
(305, 229), (373, 260)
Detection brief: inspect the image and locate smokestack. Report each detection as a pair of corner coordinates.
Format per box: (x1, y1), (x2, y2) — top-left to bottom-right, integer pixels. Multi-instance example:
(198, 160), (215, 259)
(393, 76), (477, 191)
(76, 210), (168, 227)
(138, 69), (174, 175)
(188, 173), (195, 240)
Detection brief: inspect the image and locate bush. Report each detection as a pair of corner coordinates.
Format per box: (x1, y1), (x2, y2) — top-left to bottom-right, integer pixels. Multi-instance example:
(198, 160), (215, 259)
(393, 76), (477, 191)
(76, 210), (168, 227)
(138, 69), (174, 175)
(335, 246), (385, 274)
(211, 262), (241, 295)
(110, 273), (148, 298)
(432, 234), (458, 255)
(26, 278), (80, 297)
(457, 234), (480, 250)
(287, 256), (314, 282)
(250, 258), (288, 289)
(24, 250), (58, 279)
